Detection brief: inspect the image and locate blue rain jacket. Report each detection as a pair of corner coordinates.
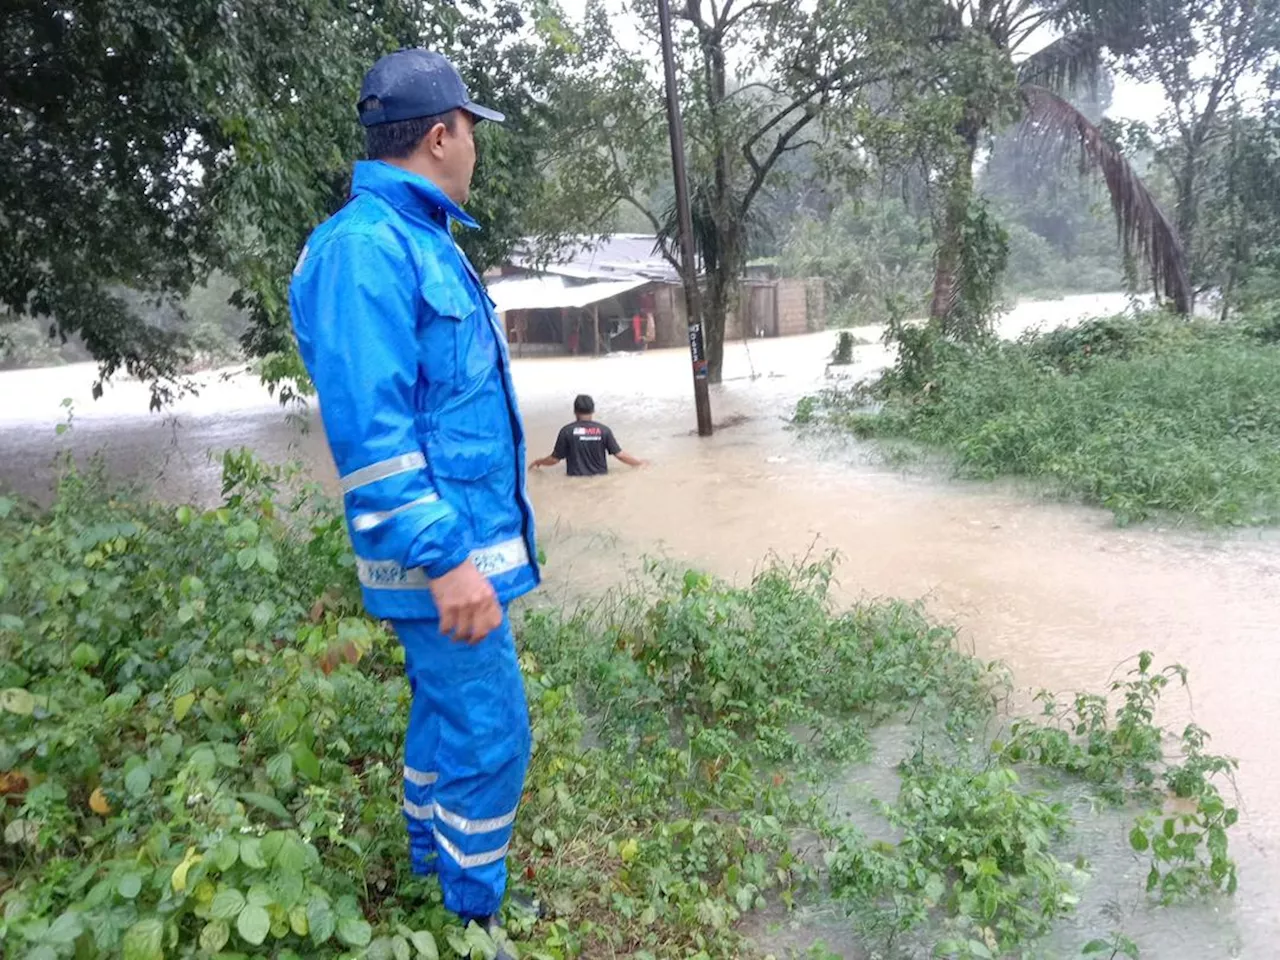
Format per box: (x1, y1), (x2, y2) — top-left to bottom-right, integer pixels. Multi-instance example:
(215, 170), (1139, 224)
(289, 161), (539, 619)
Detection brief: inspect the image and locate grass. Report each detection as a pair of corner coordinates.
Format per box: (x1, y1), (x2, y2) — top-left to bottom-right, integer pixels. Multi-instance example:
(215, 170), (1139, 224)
(812, 313), (1280, 526)
(0, 454), (1242, 959)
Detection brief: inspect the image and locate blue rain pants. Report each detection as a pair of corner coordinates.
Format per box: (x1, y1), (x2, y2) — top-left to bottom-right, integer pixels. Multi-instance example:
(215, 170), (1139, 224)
(395, 614), (531, 920)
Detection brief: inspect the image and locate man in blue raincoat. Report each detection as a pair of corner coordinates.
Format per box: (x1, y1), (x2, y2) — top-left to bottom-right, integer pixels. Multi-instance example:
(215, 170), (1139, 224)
(288, 49), (538, 945)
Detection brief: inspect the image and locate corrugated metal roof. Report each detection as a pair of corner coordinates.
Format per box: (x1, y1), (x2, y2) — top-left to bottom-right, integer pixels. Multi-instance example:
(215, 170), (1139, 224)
(487, 275), (650, 313)
(509, 234), (682, 282)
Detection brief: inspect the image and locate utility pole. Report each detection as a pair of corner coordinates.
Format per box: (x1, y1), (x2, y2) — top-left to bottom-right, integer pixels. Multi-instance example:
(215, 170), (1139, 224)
(657, 0), (714, 437)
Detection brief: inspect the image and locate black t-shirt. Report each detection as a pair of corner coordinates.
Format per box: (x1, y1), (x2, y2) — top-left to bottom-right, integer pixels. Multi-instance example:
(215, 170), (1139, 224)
(552, 420), (621, 476)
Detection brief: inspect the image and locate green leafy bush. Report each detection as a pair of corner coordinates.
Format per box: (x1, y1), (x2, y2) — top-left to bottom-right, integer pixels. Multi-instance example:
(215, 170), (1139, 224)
(0, 457), (1240, 959)
(806, 312), (1280, 525)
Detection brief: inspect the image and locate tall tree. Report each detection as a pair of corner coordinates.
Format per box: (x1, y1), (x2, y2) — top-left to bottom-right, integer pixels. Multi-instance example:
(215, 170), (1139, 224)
(1119, 0), (1280, 300)
(558, 0), (892, 383)
(1, 0), (588, 402)
(868, 0), (1193, 332)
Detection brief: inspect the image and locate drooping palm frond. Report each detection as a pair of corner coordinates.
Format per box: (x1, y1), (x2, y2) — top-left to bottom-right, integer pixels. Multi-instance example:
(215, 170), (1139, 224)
(1016, 30), (1103, 95)
(1019, 85), (1191, 314)
(657, 177), (722, 279)
(656, 175), (767, 280)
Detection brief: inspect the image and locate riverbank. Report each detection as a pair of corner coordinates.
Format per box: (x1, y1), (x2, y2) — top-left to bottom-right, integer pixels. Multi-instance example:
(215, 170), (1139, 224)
(0, 460), (1244, 959)
(1, 294), (1279, 955)
(815, 313), (1280, 527)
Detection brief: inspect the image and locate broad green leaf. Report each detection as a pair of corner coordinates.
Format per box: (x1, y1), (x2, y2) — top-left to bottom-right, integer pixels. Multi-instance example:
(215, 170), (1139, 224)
(117, 873), (143, 900)
(237, 546), (258, 571)
(70, 643), (101, 669)
(411, 930), (440, 960)
(1082, 940), (1111, 955)
(45, 911), (84, 945)
(290, 743), (321, 781)
(239, 836), (267, 870)
(289, 905), (309, 937)
(190, 746), (217, 780)
(393, 935), (413, 960)
(4, 818), (38, 845)
(337, 917), (373, 948)
(257, 546), (280, 574)
(276, 833), (311, 874)
(251, 599), (275, 630)
(213, 836), (240, 871)
(266, 752), (294, 788)
(308, 897), (336, 945)
(1128, 826), (1149, 852)
(121, 918), (164, 960)
(445, 930), (470, 956)
(240, 792), (290, 820)
(211, 888), (247, 920)
(246, 884), (274, 908)
(173, 693), (196, 723)
(124, 765), (152, 798)
(237, 904), (271, 946)
(464, 923), (498, 960)
(200, 920), (231, 953)
(0, 687), (35, 715)
(214, 742), (240, 767)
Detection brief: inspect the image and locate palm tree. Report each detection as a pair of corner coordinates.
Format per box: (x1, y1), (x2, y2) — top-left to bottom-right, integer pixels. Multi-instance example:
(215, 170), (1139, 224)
(924, 0), (1191, 326)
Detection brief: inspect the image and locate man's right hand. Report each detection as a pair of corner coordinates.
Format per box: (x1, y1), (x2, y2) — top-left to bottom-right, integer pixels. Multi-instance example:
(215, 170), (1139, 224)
(429, 561), (502, 643)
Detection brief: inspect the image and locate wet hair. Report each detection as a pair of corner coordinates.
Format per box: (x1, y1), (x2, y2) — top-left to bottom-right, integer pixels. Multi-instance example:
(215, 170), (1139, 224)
(360, 100), (458, 160)
(573, 394), (595, 416)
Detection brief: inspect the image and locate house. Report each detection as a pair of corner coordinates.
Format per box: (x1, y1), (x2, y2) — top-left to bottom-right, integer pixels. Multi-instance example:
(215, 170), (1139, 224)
(486, 234), (825, 356)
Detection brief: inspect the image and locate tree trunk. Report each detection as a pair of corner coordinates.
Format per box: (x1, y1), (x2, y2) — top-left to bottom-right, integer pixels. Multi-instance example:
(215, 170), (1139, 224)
(704, 265), (730, 384)
(930, 136), (979, 331)
(1175, 147), (1200, 311)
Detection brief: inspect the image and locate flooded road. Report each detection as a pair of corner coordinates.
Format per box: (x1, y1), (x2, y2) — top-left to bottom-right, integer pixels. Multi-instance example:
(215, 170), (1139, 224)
(2, 293), (1277, 957)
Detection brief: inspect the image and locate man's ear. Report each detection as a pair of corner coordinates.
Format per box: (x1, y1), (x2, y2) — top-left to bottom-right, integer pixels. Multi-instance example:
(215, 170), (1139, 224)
(423, 121), (448, 159)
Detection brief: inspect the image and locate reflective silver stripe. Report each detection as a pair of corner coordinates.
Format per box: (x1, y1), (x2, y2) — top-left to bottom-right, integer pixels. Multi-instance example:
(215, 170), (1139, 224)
(434, 829), (510, 869)
(469, 537), (530, 578)
(341, 453), (426, 494)
(356, 537), (531, 591)
(352, 493), (440, 533)
(357, 558), (429, 590)
(403, 800), (435, 821)
(403, 766), (438, 787)
(435, 803), (518, 836)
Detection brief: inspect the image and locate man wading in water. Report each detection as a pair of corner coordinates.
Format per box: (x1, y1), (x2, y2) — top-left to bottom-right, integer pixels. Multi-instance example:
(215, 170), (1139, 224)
(530, 395), (645, 476)
(289, 49), (537, 952)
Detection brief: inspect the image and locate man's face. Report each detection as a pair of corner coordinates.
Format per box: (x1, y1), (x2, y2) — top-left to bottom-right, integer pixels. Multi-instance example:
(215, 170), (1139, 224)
(440, 111), (477, 204)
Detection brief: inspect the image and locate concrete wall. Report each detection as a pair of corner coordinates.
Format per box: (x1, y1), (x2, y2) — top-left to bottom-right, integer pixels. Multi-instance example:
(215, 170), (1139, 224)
(776, 279), (809, 337)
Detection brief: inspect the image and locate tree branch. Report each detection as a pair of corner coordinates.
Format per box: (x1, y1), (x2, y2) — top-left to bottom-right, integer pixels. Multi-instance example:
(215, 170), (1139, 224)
(719, 0), (771, 34)
(741, 107), (815, 215)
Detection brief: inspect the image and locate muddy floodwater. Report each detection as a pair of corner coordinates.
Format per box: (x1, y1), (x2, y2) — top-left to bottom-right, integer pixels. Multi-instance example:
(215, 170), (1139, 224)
(2, 294), (1277, 957)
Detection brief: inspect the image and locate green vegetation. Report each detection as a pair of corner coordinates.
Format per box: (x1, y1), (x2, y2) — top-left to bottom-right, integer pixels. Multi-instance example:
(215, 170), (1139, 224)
(0, 455), (1241, 958)
(805, 313), (1280, 526)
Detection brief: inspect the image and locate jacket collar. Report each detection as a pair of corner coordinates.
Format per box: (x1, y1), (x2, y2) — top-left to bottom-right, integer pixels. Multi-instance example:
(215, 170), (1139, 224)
(350, 160), (479, 231)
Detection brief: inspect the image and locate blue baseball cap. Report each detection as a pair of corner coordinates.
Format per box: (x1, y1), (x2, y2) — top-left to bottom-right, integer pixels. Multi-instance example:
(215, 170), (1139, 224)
(358, 49), (505, 127)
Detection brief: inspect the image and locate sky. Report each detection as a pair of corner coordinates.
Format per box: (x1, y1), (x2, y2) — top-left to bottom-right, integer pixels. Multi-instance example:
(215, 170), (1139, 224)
(553, 0), (1172, 125)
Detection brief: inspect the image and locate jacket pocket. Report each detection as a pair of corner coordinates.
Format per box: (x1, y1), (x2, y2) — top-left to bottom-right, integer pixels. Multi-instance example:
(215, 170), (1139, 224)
(420, 280), (497, 386)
